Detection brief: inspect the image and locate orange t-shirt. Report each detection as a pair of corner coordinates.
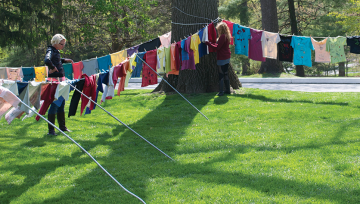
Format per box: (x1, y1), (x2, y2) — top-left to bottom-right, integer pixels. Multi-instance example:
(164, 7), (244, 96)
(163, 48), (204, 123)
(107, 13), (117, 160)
(168, 44), (179, 75)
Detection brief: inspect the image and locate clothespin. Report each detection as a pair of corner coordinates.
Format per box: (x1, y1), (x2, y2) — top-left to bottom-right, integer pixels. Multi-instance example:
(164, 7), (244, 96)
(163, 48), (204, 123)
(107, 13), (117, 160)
(144, 48), (146, 52)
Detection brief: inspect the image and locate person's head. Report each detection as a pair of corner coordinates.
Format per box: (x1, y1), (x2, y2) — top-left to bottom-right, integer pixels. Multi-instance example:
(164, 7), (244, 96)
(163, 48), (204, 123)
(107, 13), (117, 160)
(51, 34), (66, 50)
(216, 22), (231, 43)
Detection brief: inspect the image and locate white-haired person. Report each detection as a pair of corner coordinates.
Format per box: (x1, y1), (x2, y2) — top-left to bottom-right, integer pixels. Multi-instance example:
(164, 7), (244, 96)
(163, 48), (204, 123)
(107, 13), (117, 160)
(44, 34), (73, 135)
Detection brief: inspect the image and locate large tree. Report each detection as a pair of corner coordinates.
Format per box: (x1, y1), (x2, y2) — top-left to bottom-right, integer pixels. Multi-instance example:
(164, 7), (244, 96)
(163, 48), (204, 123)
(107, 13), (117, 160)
(155, 0), (241, 94)
(258, 0), (283, 73)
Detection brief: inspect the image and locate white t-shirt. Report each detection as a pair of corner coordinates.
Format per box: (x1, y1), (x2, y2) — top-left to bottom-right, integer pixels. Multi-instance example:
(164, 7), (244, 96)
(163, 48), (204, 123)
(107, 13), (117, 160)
(261, 31), (281, 59)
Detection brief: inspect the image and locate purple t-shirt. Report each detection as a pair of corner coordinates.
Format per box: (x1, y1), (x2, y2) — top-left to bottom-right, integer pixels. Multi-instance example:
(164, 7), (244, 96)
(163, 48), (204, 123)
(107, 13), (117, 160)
(127, 45), (139, 56)
(181, 36), (196, 70)
(249, 28), (266, 62)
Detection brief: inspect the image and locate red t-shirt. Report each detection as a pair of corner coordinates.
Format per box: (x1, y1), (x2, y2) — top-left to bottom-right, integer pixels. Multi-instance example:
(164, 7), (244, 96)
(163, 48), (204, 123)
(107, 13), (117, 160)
(142, 50), (158, 87)
(72, 61), (84, 79)
(208, 23), (217, 53)
(222, 20), (234, 45)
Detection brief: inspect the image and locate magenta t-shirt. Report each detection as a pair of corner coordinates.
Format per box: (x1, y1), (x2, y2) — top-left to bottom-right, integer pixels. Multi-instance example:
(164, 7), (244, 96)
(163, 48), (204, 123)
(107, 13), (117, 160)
(249, 28), (266, 62)
(181, 36), (196, 70)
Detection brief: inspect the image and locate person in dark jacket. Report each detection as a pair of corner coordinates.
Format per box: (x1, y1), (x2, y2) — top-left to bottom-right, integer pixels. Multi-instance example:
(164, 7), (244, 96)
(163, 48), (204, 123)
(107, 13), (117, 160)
(205, 22), (232, 96)
(44, 34), (73, 135)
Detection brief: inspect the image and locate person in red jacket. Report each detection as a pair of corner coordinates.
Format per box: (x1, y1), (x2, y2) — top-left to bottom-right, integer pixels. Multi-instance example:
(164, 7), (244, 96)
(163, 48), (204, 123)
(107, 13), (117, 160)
(205, 22), (232, 96)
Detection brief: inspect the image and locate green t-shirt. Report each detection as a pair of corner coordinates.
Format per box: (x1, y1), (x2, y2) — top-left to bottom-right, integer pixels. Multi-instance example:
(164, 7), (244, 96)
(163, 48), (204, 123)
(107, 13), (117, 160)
(326, 37), (347, 63)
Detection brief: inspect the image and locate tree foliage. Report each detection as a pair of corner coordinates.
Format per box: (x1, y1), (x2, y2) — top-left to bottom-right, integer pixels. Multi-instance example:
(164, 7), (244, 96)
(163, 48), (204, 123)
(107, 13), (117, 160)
(329, 0), (360, 35)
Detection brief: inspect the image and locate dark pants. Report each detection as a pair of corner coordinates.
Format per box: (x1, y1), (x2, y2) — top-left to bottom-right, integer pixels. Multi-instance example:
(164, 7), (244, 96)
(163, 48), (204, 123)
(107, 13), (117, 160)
(48, 99), (65, 114)
(219, 63), (229, 81)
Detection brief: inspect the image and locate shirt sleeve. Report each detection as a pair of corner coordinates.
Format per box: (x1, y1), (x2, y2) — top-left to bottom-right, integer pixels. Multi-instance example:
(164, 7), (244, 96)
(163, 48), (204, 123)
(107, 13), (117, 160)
(275, 34), (281, 44)
(44, 48), (56, 69)
(290, 37), (295, 48)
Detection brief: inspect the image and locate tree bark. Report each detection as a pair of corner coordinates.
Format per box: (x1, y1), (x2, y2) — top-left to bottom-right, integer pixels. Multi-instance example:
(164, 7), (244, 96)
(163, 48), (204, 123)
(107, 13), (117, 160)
(259, 0), (283, 73)
(288, 0), (304, 77)
(53, 0), (63, 34)
(339, 62), (345, 76)
(239, 0), (250, 75)
(153, 0), (241, 94)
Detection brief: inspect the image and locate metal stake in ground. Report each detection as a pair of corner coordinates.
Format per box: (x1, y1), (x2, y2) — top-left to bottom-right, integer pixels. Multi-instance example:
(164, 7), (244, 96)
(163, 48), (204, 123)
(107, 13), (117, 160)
(16, 98), (147, 204)
(67, 82), (174, 161)
(136, 55), (209, 121)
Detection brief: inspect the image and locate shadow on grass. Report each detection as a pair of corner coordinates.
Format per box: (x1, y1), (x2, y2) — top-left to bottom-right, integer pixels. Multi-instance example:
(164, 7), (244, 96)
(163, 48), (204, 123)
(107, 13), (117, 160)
(2, 91), (359, 203)
(234, 93), (349, 106)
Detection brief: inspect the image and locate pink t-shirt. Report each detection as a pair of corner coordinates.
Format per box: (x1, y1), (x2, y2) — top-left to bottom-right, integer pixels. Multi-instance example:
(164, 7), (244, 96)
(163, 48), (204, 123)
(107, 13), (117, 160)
(6, 68), (23, 81)
(72, 61), (84, 79)
(249, 28), (266, 62)
(159, 32), (171, 48)
(0, 86), (21, 118)
(311, 37), (331, 63)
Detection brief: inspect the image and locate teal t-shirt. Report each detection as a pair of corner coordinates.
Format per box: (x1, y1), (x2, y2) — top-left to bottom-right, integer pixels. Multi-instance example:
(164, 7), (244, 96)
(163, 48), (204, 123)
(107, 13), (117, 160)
(326, 37), (347, 63)
(291, 36), (314, 67)
(233, 24), (251, 56)
(63, 63), (73, 80)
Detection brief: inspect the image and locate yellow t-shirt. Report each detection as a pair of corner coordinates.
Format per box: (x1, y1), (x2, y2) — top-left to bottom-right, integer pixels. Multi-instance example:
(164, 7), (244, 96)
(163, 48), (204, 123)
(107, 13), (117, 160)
(190, 34), (201, 64)
(110, 50), (127, 67)
(34, 66), (47, 82)
(157, 47), (166, 73)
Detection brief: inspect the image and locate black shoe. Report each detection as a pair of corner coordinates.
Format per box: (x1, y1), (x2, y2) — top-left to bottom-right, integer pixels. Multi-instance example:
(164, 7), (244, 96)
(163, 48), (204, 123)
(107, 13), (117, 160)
(217, 92), (224, 96)
(57, 112), (72, 132)
(47, 129), (57, 136)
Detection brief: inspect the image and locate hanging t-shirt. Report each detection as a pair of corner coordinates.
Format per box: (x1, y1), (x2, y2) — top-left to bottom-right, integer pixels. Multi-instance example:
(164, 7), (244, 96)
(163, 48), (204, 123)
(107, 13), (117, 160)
(222, 20), (234, 45)
(126, 45), (140, 56)
(261, 31), (281, 59)
(249, 29), (266, 62)
(168, 43), (179, 75)
(233, 24), (251, 56)
(97, 55), (112, 72)
(0, 67), (7, 79)
(208, 23), (217, 53)
(72, 61), (84, 79)
(165, 46), (171, 73)
(0, 80), (19, 95)
(82, 58), (99, 76)
(311, 37), (331, 63)
(34, 66), (47, 82)
(198, 27), (209, 58)
(132, 52), (145, 77)
(0, 86), (21, 118)
(347, 36), (360, 54)
(110, 50), (127, 67)
(142, 49), (158, 87)
(157, 47), (166, 73)
(68, 80), (85, 117)
(175, 41), (182, 71)
(278, 35), (294, 62)
(326, 36), (347, 63)
(190, 33), (201, 64)
(62, 63), (73, 80)
(54, 82), (70, 101)
(182, 36), (196, 70)
(22, 67), (35, 81)
(159, 32), (172, 48)
(291, 36), (314, 67)
(35, 83), (58, 121)
(117, 60), (130, 95)
(138, 38), (162, 52)
(181, 39), (189, 61)
(19, 81), (41, 114)
(201, 26), (210, 54)
(6, 68), (23, 81)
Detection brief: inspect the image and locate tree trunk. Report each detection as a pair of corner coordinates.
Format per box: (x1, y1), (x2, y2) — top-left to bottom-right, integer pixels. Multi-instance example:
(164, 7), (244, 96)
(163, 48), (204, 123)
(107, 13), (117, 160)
(153, 0), (241, 94)
(239, 0), (250, 75)
(288, 0), (304, 77)
(259, 0), (283, 73)
(339, 62), (345, 76)
(53, 0), (63, 34)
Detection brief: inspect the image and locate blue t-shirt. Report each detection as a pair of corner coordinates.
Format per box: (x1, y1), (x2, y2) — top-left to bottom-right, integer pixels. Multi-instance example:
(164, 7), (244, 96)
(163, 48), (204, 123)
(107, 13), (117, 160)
(233, 24), (251, 56)
(198, 27), (208, 58)
(132, 52), (145, 77)
(97, 55), (112, 72)
(291, 36), (314, 67)
(22, 67), (35, 81)
(181, 39), (189, 61)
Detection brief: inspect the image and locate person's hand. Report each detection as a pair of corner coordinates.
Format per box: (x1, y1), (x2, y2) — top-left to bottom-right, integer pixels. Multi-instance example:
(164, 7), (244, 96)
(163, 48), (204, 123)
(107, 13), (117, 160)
(65, 58), (74, 64)
(49, 67), (59, 74)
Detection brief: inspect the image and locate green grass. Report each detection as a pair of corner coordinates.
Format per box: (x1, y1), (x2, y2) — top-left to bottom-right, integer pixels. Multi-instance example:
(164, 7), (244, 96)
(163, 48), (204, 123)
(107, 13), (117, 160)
(1, 89), (360, 203)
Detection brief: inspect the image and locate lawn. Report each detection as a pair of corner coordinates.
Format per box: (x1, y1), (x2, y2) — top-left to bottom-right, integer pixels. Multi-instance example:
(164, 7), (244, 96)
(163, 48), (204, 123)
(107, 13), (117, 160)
(1, 88), (360, 203)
